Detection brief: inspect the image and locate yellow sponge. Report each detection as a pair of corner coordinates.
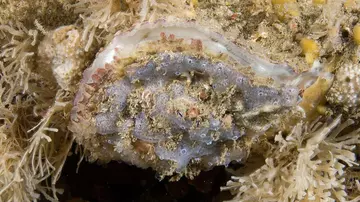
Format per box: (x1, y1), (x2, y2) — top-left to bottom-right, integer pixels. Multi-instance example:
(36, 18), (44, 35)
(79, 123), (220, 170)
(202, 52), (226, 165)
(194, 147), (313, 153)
(353, 24), (360, 45)
(271, 0), (299, 20)
(300, 38), (319, 65)
(313, 0), (326, 4)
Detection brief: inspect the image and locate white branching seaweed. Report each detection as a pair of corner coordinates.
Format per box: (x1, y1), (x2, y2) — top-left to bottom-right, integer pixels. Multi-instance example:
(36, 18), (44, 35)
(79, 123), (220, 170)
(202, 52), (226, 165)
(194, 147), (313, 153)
(71, 0), (140, 51)
(0, 22), (36, 96)
(0, 91), (74, 202)
(222, 115), (360, 202)
(0, 22), (73, 201)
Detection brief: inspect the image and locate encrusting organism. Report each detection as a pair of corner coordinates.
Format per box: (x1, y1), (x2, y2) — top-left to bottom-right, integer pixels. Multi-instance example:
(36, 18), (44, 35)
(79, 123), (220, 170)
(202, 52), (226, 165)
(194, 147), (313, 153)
(327, 61), (360, 116)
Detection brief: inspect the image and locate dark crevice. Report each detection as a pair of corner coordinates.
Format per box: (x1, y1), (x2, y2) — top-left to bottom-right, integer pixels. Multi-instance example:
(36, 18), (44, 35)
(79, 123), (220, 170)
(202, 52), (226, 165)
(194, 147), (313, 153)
(52, 145), (234, 202)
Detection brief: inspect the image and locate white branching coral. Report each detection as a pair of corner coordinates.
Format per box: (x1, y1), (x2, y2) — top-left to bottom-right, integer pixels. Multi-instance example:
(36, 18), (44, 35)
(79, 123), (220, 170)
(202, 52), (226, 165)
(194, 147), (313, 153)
(222, 115), (360, 202)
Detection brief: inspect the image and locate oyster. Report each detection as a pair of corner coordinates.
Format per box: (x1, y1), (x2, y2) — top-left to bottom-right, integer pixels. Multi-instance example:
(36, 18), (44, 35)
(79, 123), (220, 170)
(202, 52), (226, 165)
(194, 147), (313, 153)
(69, 21), (321, 178)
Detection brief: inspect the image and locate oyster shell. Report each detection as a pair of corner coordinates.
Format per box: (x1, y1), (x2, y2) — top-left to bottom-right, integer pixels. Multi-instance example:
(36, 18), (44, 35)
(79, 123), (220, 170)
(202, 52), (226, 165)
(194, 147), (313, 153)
(69, 21), (321, 178)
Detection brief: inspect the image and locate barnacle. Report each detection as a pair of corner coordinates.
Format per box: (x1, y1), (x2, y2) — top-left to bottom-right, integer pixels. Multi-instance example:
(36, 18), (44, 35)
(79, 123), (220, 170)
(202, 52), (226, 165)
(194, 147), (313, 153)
(327, 62), (360, 115)
(37, 25), (93, 90)
(69, 21), (322, 178)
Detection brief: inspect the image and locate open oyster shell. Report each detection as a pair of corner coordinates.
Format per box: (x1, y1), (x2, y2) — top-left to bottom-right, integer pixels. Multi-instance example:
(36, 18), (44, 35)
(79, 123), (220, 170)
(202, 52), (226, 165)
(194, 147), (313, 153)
(69, 21), (321, 178)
